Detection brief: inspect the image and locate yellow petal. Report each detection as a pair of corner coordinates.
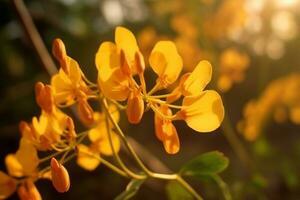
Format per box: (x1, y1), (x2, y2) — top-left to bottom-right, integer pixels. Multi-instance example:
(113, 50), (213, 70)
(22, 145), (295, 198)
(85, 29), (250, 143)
(182, 60), (212, 96)
(15, 138), (39, 176)
(162, 122), (180, 154)
(115, 26), (139, 63)
(154, 105), (180, 154)
(88, 125), (120, 156)
(76, 144), (100, 171)
(17, 180), (41, 200)
(180, 90), (224, 132)
(98, 130), (120, 156)
(5, 154), (23, 177)
(96, 42), (130, 100)
(149, 41), (183, 86)
(51, 69), (74, 105)
(68, 58), (82, 84)
(0, 171), (16, 199)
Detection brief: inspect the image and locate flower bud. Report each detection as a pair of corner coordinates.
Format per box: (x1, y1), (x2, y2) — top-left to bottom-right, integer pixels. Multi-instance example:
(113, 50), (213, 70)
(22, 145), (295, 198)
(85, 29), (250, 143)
(52, 38), (66, 61)
(134, 51), (145, 74)
(126, 90), (144, 124)
(66, 117), (76, 143)
(52, 38), (69, 73)
(78, 99), (94, 126)
(35, 82), (54, 113)
(50, 158), (70, 193)
(17, 180), (41, 200)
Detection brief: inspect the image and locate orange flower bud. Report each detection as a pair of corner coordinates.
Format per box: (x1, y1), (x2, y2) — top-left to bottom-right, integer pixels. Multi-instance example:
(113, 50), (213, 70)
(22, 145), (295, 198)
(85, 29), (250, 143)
(126, 90), (144, 124)
(52, 38), (66, 62)
(52, 38), (69, 73)
(35, 82), (54, 113)
(66, 117), (76, 142)
(120, 49), (131, 77)
(134, 51), (145, 74)
(50, 158), (70, 193)
(17, 180), (42, 200)
(78, 99), (94, 125)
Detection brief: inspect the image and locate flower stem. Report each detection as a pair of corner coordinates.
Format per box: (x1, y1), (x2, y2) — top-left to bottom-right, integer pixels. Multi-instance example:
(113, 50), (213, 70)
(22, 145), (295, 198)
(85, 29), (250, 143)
(102, 101), (146, 180)
(212, 175), (232, 200)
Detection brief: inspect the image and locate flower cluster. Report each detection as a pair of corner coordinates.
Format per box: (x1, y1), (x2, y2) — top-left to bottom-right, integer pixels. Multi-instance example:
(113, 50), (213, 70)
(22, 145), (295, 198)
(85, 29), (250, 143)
(238, 74), (300, 141)
(217, 48), (250, 92)
(0, 26), (224, 199)
(96, 27), (224, 153)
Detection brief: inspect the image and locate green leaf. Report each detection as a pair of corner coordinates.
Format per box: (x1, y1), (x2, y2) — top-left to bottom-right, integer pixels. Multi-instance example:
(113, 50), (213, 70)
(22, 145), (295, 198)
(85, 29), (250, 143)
(166, 181), (193, 200)
(115, 179), (145, 200)
(180, 151), (229, 177)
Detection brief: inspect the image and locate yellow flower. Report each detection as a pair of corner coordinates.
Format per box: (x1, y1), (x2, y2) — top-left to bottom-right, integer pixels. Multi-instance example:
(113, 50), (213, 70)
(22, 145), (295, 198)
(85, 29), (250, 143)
(20, 82), (77, 150)
(5, 138), (39, 178)
(95, 27), (141, 101)
(217, 48), (250, 92)
(149, 41), (183, 87)
(77, 105), (120, 170)
(50, 157), (70, 193)
(0, 171), (17, 199)
(17, 180), (41, 200)
(238, 74), (300, 141)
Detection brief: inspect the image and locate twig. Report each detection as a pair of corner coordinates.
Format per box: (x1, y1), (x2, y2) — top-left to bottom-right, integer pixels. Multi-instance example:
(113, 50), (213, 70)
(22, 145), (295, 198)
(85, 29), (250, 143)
(11, 0), (57, 75)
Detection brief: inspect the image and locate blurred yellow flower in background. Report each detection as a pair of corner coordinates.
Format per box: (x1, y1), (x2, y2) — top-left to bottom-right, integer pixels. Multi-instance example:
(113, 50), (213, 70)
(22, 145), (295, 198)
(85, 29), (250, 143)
(238, 74), (300, 141)
(217, 48), (250, 92)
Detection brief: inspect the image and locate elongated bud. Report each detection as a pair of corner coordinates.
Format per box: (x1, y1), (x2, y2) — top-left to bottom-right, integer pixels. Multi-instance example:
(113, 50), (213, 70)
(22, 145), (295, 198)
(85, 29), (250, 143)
(134, 51), (145, 74)
(78, 99), (94, 125)
(120, 49), (131, 77)
(126, 90), (144, 124)
(50, 158), (70, 193)
(35, 82), (54, 113)
(66, 117), (76, 143)
(52, 38), (66, 61)
(17, 180), (42, 200)
(52, 38), (69, 73)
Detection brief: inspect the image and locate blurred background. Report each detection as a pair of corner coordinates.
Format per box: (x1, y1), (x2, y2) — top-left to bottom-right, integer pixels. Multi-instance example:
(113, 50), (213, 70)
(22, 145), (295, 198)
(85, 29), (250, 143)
(1, 0), (300, 199)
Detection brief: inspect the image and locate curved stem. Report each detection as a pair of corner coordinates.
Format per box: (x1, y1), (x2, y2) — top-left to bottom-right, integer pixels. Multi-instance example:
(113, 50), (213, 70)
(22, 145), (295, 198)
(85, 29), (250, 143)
(212, 175), (232, 200)
(176, 175), (203, 200)
(221, 114), (252, 169)
(103, 101), (146, 180)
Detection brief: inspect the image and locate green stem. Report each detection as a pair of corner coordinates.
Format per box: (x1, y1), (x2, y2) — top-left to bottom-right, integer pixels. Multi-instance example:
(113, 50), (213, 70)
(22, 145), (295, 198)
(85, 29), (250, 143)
(103, 101), (146, 180)
(221, 115), (252, 169)
(176, 175), (203, 200)
(212, 175), (232, 200)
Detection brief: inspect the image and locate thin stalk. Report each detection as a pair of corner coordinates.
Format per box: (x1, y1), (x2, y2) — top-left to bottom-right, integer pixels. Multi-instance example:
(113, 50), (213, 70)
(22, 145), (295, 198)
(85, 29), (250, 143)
(212, 175), (232, 200)
(103, 102), (146, 180)
(176, 175), (203, 200)
(102, 98), (153, 176)
(221, 115), (252, 169)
